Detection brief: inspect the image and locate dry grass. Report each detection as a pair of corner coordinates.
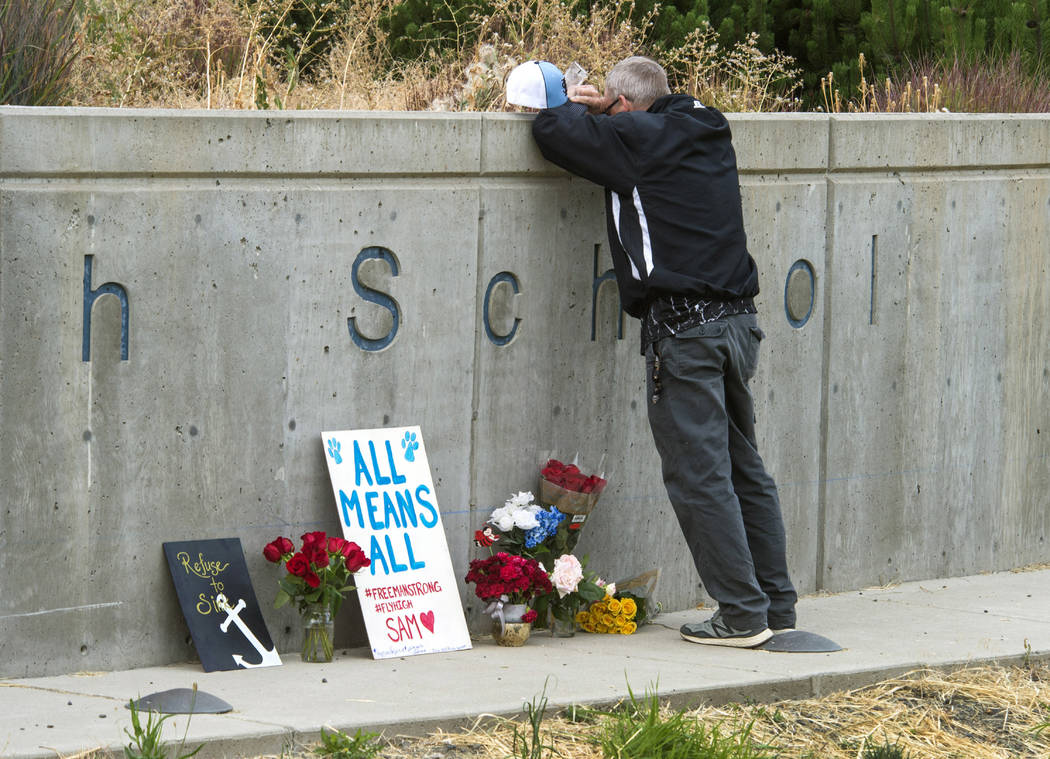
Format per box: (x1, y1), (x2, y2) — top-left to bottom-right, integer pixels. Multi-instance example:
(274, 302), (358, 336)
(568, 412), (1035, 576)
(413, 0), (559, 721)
(820, 51), (1050, 113)
(61, 663), (1050, 758)
(355, 664), (1050, 759)
(696, 665), (1050, 758)
(662, 25), (802, 112)
(67, 0), (801, 111)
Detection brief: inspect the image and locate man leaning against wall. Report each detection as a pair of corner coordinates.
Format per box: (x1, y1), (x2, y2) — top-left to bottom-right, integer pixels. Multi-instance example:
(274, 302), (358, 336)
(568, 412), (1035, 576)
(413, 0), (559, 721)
(511, 55), (797, 648)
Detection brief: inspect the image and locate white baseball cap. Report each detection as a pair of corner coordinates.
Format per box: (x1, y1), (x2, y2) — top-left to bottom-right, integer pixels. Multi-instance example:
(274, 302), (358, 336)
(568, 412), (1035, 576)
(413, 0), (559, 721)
(506, 61), (568, 109)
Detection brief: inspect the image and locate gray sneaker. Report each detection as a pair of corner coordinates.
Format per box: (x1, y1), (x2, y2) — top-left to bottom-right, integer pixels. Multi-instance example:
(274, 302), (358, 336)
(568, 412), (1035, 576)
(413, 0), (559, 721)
(680, 611), (773, 648)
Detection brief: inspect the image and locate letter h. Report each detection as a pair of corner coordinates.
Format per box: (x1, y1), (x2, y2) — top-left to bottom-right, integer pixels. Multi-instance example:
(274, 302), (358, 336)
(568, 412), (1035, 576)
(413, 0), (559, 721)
(591, 243), (624, 341)
(82, 255), (130, 361)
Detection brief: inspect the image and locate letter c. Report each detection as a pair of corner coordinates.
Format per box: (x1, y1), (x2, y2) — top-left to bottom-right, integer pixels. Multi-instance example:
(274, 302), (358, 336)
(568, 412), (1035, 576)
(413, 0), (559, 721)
(483, 271), (521, 346)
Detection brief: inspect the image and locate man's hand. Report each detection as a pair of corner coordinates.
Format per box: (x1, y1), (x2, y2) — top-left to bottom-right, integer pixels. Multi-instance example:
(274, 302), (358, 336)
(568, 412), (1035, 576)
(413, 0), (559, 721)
(568, 84), (614, 115)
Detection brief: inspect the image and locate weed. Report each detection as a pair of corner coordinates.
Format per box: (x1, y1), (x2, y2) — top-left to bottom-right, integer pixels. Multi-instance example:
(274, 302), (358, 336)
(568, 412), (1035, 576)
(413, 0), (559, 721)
(123, 697), (201, 759)
(598, 684), (773, 758)
(313, 727), (384, 759)
(513, 678), (556, 759)
(860, 733), (911, 759)
(563, 703), (605, 724)
(0, 0), (80, 105)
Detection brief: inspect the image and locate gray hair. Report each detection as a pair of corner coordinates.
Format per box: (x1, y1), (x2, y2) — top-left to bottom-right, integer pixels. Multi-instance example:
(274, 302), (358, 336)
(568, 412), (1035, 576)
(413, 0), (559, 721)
(605, 56), (670, 109)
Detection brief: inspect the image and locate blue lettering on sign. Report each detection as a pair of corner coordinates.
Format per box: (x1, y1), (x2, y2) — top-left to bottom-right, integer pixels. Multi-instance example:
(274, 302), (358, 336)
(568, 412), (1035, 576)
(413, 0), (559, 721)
(395, 489), (418, 528)
(369, 440), (392, 486)
(82, 255), (130, 361)
(339, 486), (438, 531)
(416, 484), (438, 528)
(353, 440), (372, 486)
(348, 246), (401, 351)
(367, 532), (426, 575)
(382, 490), (402, 529)
(340, 489), (363, 528)
(483, 272), (521, 346)
(365, 490), (382, 530)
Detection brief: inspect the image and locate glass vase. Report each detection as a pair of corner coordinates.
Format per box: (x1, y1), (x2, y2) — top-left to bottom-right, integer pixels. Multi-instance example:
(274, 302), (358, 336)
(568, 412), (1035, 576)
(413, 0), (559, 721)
(301, 603), (334, 663)
(550, 613), (577, 638)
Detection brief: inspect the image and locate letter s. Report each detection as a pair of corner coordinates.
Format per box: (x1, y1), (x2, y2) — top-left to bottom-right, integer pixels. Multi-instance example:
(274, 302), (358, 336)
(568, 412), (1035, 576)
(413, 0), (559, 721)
(348, 246), (400, 351)
(415, 484), (439, 528)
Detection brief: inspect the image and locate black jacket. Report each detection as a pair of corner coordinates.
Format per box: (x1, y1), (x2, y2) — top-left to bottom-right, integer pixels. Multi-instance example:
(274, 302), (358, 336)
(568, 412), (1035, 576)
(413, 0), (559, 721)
(532, 94), (759, 318)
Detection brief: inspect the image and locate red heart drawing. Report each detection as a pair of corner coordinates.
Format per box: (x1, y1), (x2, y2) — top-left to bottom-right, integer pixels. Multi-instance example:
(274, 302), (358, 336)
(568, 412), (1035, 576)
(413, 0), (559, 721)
(419, 610), (435, 633)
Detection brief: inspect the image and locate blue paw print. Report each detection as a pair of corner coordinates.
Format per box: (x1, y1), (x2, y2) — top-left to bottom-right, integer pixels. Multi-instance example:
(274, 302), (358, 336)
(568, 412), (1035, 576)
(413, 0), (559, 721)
(326, 438), (342, 464)
(401, 431), (419, 462)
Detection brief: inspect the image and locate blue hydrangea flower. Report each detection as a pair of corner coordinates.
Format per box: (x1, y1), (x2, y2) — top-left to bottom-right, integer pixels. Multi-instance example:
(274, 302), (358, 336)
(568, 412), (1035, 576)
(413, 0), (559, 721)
(524, 508), (567, 548)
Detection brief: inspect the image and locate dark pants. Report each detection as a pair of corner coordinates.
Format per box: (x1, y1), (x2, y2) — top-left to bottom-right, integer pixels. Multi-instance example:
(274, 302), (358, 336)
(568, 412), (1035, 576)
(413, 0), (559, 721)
(645, 312), (797, 630)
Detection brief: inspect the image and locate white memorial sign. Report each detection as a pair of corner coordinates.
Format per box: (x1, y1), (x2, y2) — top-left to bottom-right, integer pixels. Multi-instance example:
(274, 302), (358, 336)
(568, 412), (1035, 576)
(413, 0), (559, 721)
(321, 425), (472, 658)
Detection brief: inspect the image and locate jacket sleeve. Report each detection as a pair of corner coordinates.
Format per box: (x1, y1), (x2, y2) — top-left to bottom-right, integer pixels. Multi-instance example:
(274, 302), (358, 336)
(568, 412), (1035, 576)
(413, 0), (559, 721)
(531, 102), (638, 195)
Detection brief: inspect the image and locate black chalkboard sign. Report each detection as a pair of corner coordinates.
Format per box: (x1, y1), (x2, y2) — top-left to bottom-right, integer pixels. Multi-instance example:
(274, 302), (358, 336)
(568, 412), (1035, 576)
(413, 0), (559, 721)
(163, 538), (281, 672)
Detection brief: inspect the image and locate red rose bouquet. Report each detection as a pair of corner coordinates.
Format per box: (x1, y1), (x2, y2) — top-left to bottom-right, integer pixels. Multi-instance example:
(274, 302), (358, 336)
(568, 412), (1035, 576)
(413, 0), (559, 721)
(535, 458), (607, 558)
(465, 552), (552, 635)
(263, 531), (370, 662)
(464, 552), (552, 605)
(264, 531), (370, 617)
(538, 458), (606, 520)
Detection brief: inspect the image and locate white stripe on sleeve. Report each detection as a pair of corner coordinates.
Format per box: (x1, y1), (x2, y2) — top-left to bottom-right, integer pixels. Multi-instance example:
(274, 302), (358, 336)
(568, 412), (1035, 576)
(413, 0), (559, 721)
(632, 187), (654, 276)
(611, 192), (641, 281)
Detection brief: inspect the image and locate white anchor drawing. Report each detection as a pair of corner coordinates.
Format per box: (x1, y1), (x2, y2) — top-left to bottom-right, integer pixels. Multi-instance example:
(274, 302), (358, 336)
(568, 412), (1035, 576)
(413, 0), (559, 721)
(215, 593), (282, 668)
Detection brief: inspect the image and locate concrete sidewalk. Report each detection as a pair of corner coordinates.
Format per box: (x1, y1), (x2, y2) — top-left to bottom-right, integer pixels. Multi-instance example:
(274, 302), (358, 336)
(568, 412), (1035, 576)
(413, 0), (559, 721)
(3, 568), (1048, 759)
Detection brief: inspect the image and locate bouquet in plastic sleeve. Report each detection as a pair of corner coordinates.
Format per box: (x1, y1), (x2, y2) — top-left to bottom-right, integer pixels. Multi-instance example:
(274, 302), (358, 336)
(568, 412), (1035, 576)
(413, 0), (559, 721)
(576, 570), (660, 634)
(537, 458), (607, 551)
(576, 586), (638, 634)
(613, 568), (661, 626)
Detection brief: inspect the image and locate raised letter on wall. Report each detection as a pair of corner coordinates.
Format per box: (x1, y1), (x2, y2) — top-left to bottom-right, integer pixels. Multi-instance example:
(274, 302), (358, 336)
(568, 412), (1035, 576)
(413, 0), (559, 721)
(348, 246), (401, 352)
(82, 255), (130, 362)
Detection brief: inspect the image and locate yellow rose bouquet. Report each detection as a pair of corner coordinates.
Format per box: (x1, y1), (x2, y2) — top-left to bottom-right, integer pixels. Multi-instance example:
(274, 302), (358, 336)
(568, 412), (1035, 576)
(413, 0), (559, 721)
(576, 591), (641, 635)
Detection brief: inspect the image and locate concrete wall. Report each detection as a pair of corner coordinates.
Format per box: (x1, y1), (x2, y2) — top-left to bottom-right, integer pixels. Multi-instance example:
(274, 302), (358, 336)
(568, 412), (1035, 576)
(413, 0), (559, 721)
(1, 107), (1047, 678)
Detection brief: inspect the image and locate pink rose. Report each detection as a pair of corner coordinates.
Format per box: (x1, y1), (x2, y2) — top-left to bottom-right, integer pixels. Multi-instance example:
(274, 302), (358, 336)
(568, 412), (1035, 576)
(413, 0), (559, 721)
(550, 554), (583, 598)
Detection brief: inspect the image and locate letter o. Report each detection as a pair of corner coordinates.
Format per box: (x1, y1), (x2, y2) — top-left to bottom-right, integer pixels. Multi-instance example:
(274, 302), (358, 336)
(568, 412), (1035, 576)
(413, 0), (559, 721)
(784, 259), (815, 329)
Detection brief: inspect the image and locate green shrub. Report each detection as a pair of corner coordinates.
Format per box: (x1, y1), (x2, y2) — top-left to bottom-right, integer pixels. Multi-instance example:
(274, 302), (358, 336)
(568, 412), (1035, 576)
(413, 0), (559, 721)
(0, 0), (79, 105)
